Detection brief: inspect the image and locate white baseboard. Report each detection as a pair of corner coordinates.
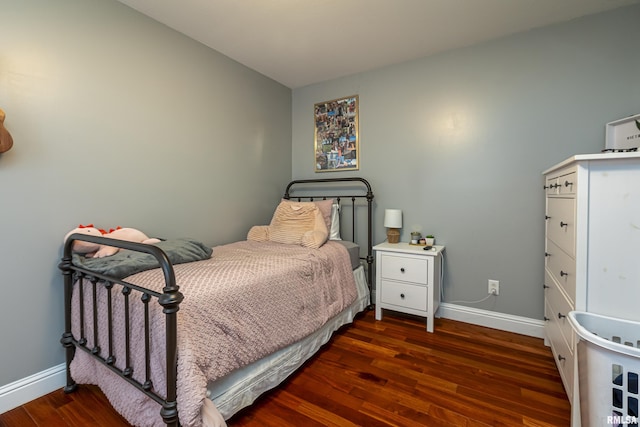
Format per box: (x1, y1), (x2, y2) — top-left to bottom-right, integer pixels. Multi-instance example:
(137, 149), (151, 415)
(0, 363), (66, 414)
(437, 302), (545, 339)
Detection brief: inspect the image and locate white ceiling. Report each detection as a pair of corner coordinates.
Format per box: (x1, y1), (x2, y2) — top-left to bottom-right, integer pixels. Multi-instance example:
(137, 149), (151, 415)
(117, 0), (639, 88)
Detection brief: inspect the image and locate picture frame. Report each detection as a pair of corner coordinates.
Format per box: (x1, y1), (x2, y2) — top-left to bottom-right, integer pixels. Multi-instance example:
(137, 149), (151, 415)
(314, 95), (359, 172)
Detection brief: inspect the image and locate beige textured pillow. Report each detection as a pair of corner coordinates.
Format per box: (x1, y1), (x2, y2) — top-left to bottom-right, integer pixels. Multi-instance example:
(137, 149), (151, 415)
(247, 225), (270, 242)
(281, 198), (333, 232)
(269, 200), (328, 248)
(314, 198), (333, 232)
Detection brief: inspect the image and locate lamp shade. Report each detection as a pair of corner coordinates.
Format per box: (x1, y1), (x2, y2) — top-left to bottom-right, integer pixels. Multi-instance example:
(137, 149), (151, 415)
(384, 209), (402, 228)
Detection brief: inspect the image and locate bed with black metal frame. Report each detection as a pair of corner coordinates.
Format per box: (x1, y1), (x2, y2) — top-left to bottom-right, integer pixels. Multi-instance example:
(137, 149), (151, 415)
(59, 177), (374, 426)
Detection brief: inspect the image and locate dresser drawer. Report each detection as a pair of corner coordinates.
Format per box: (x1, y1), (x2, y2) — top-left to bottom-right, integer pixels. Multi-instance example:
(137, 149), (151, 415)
(380, 280), (427, 312)
(545, 268), (575, 346)
(545, 167), (576, 196)
(546, 176), (559, 195)
(558, 171), (576, 195)
(545, 298), (574, 399)
(545, 239), (576, 302)
(380, 254), (428, 284)
(546, 198), (575, 257)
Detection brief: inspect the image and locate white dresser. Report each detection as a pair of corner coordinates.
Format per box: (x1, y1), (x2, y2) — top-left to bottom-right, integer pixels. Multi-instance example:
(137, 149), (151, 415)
(374, 242), (444, 332)
(543, 152), (640, 426)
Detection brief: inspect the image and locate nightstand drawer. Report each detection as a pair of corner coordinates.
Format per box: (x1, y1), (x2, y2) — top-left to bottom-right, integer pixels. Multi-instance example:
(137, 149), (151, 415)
(380, 280), (427, 311)
(380, 254), (428, 284)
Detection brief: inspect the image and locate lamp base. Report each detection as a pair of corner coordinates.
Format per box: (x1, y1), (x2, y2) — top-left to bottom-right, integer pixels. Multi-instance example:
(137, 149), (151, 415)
(387, 228), (400, 244)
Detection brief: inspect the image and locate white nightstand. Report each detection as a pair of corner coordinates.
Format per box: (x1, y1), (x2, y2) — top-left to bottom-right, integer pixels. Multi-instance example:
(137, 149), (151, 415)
(374, 242), (445, 332)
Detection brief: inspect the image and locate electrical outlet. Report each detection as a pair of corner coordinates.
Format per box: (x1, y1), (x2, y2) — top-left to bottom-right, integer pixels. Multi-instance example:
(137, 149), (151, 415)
(488, 280), (500, 295)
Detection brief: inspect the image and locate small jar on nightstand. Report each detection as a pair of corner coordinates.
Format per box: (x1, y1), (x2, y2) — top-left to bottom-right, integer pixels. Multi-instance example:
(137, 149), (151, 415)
(373, 242), (445, 332)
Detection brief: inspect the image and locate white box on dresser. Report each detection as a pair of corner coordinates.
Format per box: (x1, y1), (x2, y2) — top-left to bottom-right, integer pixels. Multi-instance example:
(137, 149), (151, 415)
(543, 152), (640, 427)
(606, 113), (640, 151)
(373, 242), (444, 333)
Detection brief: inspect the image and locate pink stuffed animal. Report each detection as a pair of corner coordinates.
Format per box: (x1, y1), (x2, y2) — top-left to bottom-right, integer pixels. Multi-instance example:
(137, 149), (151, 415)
(64, 224), (161, 258)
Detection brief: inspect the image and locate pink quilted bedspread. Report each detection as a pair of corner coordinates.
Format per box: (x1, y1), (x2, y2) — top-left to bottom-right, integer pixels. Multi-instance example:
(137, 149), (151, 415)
(70, 240), (357, 426)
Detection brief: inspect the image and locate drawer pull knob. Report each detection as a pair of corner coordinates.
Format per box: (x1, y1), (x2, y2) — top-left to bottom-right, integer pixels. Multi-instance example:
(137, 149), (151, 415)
(558, 312), (566, 319)
(558, 355), (566, 362)
(560, 270), (568, 277)
(545, 252), (551, 257)
(564, 180), (573, 187)
(560, 221), (568, 228)
(543, 283), (549, 289)
(544, 316), (550, 321)
(400, 268), (405, 273)
(545, 215), (550, 220)
(543, 185), (549, 190)
(400, 293), (405, 299)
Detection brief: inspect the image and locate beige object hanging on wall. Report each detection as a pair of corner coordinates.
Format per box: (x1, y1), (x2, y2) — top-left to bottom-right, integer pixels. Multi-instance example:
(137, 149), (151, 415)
(0, 108), (14, 153)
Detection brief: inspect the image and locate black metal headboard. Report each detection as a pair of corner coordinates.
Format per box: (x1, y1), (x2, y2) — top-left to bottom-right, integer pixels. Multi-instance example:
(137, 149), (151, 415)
(283, 177), (374, 303)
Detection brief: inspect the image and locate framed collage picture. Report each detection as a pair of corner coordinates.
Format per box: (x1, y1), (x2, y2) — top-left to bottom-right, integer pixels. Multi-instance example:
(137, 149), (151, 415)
(314, 95), (359, 172)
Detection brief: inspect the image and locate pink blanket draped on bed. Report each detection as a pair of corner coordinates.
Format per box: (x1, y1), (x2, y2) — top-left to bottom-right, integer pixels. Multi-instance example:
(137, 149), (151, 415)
(70, 240), (357, 426)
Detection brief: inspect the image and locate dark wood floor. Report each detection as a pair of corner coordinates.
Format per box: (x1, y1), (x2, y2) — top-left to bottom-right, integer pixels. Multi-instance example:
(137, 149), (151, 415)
(0, 310), (570, 426)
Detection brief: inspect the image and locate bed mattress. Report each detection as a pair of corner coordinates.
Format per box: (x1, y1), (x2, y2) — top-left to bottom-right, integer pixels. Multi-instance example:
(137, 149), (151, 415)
(333, 240), (361, 270)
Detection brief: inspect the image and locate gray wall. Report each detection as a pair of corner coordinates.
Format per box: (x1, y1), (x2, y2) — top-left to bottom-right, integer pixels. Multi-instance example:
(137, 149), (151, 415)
(0, 0), (291, 386)
(292, 5), (640, 319)
(2, 0), (640, 394)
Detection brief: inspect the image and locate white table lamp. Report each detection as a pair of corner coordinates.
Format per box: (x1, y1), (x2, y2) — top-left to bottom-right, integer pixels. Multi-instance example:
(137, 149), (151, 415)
(384, 209), (402, 243)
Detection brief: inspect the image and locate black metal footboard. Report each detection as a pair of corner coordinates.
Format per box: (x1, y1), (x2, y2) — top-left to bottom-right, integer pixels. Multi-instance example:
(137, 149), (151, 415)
(59, 234), (183, 426)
